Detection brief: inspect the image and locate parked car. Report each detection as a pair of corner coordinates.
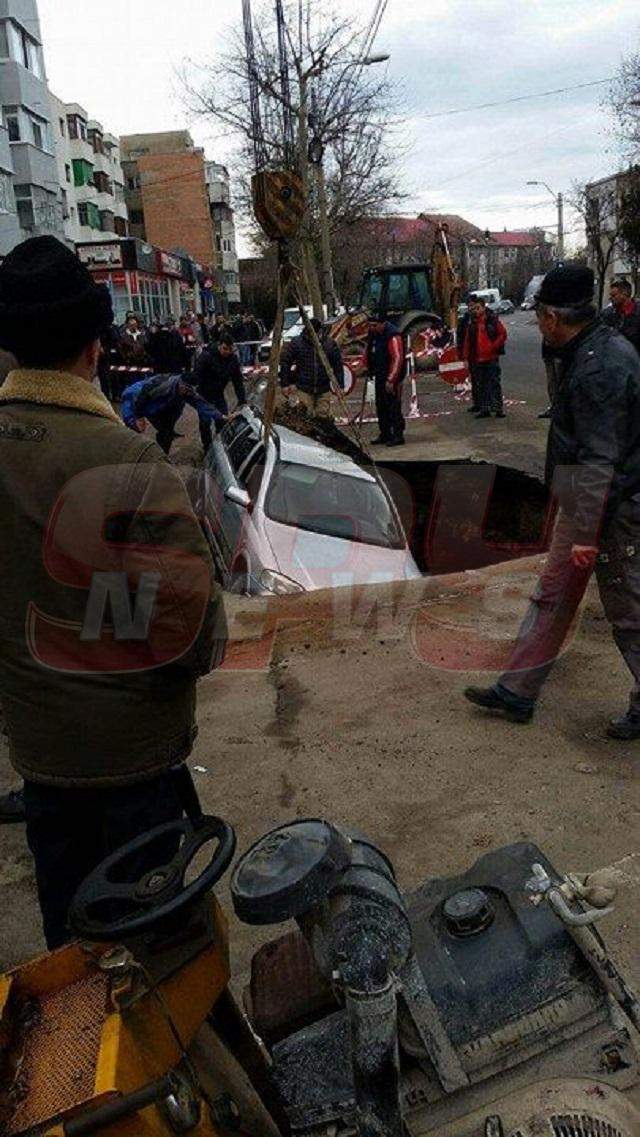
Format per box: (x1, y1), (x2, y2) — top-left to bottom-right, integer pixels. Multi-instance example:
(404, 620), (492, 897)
(497, 299), (515, 314)
(196, 406), (422, 594)
(257, 306), (326, 364)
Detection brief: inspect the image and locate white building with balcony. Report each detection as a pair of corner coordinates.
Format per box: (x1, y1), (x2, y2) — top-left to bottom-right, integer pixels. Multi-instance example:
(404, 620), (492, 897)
(205, 161), (240, 308)
(0, 0), (64, 251)
(50, 94), (128, 247)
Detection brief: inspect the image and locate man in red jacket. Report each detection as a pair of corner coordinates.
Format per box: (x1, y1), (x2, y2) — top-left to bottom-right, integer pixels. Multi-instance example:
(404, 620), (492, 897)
(457, 296), (508, 418)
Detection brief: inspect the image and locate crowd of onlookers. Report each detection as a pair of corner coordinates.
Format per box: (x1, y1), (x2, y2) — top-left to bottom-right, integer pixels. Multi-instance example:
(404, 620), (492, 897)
(98, 309), (266, 402)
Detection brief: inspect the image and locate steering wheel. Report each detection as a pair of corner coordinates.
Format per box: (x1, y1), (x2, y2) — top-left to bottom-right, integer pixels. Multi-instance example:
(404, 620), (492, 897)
(69, 816), (237, 942)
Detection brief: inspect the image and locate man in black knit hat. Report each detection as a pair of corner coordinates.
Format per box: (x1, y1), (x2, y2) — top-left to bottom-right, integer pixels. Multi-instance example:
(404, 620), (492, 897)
(464, 263), (640, 738)
(0, 237), (226, 948)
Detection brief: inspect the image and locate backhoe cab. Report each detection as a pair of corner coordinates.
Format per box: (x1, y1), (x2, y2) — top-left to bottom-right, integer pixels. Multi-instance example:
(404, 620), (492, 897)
(1, 815), (639, 1137)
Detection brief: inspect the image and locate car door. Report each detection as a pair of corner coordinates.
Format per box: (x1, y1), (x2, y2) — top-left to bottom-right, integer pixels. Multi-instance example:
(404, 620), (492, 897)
(205, 417), (253, 568)
(218, 426), (263, 576)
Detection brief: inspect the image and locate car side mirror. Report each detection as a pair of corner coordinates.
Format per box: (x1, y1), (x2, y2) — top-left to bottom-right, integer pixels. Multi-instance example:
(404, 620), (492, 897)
(225, 485), (252, 510)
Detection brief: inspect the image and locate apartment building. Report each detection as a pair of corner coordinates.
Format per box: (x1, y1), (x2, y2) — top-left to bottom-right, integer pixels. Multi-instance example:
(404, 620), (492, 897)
(586, 170), (639, 298)
(120, 131), (217, 270)
(0, 0), (63, 252)
(205, 161), (240, 308)
(50, 94), (128, 246)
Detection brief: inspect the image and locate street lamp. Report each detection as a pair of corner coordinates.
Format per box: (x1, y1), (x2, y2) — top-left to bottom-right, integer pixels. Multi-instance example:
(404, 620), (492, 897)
(526, 180), (564, 259)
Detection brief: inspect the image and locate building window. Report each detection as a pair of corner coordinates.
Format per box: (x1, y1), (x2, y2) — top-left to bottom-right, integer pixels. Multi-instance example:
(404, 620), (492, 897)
(61, 188), (69, 220)
(4, 106), (20, 142)
(11, 24), (43, 78)
(88, 129), (105, 156)
(67, 115), (87, 142)
(126, 173), (141, 191)
(59, 117), (65, 137)
(72, 158), (93, 187)
(114, 215), (127, 237)
(31, 118), (43, 149)
(77, 202), (89, 227)
(65, 163), (71, 183)
(0, 22), (9, 57)
(129, 208), (144, 225)
(14, 184), (34, 231)
(86, 202), (101, 230)
(94, 171), (112, 195)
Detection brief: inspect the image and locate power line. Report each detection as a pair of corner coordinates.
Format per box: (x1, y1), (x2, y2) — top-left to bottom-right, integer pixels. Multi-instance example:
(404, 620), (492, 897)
(414, 77), (613, 121)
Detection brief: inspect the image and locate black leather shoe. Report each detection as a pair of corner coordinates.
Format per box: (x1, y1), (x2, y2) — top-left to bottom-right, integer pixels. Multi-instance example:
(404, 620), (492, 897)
(474, 410), (491, 419)
(371, 436), (387, 445)
(0, 788), (25, 824)
(466, 405), (480, 413)
(495, 410), (506, 418)
(464, 686), (533, 723)
(537, 407), (552, 419)
(386, 437), (406, 447)
(607, 714), (640, 740)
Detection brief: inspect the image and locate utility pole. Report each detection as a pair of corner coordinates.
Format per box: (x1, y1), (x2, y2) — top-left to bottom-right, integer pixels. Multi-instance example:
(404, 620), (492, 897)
(557, 191), (564, 260)
(310, 86), (336, 316)
(308, 54), (390, 317)
(527, 179), (564, 262)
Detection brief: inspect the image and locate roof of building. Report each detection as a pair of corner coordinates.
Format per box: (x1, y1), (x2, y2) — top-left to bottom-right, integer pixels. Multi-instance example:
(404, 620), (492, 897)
(489, 230), (541, 248)
(120, 131), (195, 159)
(363, 215), (488, 244)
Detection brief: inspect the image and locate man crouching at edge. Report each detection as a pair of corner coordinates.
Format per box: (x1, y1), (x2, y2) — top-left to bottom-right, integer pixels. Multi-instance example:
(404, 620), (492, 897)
(0, 236), (226, 948)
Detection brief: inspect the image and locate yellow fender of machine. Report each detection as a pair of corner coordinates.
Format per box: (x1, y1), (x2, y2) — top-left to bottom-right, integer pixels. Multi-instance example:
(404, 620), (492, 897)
(95, 902), (230, 1099)
(252, 170), (305, 241)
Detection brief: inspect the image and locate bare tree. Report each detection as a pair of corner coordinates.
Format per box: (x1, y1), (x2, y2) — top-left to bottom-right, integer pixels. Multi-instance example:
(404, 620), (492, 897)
(181, 0), (404, 312)
(608, 53), (640, 161)
(573, 168), (640, 306)
(572, 180), (625, 308)
(618, 168), (640, 293)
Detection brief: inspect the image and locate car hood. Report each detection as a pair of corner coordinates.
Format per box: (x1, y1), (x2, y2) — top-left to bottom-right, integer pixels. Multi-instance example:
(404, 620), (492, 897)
(263, 517), (423, 590)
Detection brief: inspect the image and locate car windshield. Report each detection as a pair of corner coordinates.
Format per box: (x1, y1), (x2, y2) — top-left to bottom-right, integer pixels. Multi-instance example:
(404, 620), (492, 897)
(265, 461), (405, 549)
(283, 310), (302, 331)
(360, 273), (384, 311)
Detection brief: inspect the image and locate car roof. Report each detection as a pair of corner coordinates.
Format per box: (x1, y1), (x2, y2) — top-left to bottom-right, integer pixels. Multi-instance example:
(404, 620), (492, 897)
(274, 424), (377, 483)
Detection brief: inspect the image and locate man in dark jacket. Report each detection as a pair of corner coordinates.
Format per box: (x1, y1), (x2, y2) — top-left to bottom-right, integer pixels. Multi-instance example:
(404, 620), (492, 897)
(367, 313), (406, 446)
(465, 264), (640, 738)
(602, 278), (640, 354)
(0, 237), (226, 947)
(193, 333), (247, 450)
(457, 296), (508, 417)
(280, 317), (344, 418)
(147, 318), (190, 375)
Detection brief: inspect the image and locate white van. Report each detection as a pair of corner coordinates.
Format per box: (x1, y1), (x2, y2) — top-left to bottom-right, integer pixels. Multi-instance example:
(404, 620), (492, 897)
(470, 288), (501, 311)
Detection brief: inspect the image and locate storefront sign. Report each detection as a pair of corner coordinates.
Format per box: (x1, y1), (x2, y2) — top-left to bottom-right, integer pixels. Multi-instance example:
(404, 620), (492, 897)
(77, 243), (123, 269)
(131, 240), (158, 275)
(157, 251), (183, 277)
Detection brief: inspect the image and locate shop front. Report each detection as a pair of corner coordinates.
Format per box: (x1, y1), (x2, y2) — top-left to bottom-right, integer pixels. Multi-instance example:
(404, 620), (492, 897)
(76, 240), (194, 326)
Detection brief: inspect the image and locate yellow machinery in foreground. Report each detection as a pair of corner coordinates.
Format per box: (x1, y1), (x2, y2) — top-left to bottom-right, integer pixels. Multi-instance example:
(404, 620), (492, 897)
(2, 812), (640, 1137)
(0, 812), (279, 1137)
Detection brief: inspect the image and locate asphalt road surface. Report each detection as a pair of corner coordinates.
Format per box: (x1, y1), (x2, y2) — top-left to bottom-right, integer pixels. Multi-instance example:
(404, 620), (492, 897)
(344, 310), (550, 479)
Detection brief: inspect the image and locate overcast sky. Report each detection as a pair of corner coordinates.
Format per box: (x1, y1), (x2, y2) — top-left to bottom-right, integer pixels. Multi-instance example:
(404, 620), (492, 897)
(38, 0), (639, 255)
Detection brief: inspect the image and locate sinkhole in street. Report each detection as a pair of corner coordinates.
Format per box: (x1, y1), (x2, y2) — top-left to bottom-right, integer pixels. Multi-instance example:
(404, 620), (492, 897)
(376, 458), (551, 575)
(280, 412), (552, 577)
